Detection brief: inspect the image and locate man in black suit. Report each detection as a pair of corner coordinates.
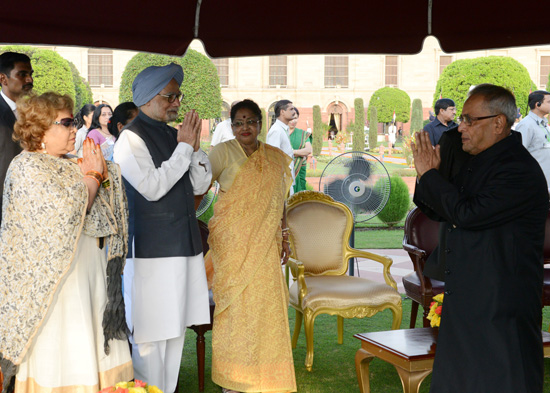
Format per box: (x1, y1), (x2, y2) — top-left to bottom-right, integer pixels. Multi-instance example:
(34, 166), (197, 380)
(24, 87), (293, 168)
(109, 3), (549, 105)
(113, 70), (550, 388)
(0, 52), (33, 224)
(413, 84), (548, 393)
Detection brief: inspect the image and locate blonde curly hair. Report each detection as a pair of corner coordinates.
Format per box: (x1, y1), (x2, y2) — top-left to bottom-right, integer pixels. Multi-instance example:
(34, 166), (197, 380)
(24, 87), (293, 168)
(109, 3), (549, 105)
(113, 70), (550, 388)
(13, 92), (74, 151)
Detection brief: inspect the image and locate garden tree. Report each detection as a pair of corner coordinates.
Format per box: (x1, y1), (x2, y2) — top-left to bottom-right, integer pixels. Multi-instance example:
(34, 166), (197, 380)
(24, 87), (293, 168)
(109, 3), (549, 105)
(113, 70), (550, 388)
(353, 98), (365, 152)
(258, 108), (267, 142)
(368, 87), (411, 124)
(68, 61), (93, 113)
(435, 56), (535, 117)
(0, 45), (75, 103)
(312, 105), (323, 156)
(368, 105), (378, 149)
(410, 98), (423, 134)
(119, 50), (222, 122)
(377, 175), (410, 227)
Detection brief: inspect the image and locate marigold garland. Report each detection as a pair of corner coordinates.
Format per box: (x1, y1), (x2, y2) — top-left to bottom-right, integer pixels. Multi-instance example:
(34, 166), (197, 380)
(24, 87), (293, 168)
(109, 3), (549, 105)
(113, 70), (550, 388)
(427, 293), (444, 327)
(99, 380), (163, 393)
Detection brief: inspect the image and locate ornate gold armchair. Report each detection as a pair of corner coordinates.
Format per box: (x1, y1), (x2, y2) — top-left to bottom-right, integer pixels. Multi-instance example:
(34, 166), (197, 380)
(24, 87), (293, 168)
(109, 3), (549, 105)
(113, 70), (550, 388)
(286, 191), (403, 371)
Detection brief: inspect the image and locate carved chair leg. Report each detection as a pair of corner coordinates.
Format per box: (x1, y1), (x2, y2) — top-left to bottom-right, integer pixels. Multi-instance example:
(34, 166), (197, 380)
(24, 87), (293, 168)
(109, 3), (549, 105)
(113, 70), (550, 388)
(292, 310), (303, 349)
(337, 315), (344, 344)
(355, 348), (374, 393)
(304, 309), (315, 371)
(391, 303), (403, 330)
(410, 301), (419, 328)
(196, 330), (206, 392)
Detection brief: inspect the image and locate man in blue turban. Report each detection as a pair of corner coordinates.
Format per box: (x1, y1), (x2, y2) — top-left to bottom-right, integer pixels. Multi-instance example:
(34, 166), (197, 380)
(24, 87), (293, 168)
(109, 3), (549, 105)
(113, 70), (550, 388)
(114, 63), (212, 392)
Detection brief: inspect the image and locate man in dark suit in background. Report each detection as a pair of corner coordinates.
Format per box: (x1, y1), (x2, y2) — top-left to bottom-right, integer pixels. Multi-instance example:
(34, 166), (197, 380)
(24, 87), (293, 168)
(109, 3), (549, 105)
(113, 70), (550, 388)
(0, 52), (33, 224)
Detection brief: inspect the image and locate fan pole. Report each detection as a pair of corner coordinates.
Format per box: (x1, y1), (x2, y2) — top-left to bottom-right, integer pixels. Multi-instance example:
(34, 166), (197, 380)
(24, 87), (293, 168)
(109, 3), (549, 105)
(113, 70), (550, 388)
(349, 223), (355, 276)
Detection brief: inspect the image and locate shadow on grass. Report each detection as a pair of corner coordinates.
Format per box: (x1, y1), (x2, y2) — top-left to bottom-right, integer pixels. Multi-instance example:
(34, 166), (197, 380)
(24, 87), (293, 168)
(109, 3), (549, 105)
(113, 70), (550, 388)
(180, 297), (550, 393)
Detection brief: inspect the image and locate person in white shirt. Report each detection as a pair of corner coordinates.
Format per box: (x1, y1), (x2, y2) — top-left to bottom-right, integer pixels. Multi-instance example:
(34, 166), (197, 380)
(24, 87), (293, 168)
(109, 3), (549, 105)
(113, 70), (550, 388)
(210, 118), (234, 147)
(211, 101), (238, 147)
(515, 90), (550, 192)
(113, 63), (211, 393)
(266, 99), (296, 194)
(0, 51), (33, 225)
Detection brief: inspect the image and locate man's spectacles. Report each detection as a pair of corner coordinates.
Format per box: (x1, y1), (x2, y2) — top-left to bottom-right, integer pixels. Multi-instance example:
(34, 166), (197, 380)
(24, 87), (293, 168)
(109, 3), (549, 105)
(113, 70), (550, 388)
(232, 119), (260, 128)
(458, 114), (499, 126)
(158, 92), (184, 103)
(53, 118), (75, 128)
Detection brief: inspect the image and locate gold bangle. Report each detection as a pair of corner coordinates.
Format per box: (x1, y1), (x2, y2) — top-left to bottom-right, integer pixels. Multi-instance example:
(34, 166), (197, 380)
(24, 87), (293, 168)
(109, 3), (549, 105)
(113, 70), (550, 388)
(85, 175), (100, 187)
(282, 227), (290, 232)
(85, 170), (103, 184)
(283, 239), (290, 243)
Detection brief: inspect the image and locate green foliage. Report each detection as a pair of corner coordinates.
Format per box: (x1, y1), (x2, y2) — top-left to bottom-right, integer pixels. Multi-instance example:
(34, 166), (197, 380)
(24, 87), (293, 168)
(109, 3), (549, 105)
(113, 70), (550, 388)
(423, 119), (430, 128)
(119, 50), (222, 121)
(68, 61), (93, 114)
(434, 56), (534, 117)
(410, 98), (423, 133)
(259, 108), (267, 142)
(312, 105), (323, 156)
(368, 87), (411, 123)
(1, 45), (75, 104)
(377, 175), (410, 227)
(353, 98), (365, 152)
(368, 105), (378, 149)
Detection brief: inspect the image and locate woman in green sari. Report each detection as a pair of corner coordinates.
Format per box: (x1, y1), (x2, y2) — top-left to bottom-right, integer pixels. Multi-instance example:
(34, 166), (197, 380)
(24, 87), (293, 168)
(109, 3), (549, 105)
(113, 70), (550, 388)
(288, 108), (312, 193)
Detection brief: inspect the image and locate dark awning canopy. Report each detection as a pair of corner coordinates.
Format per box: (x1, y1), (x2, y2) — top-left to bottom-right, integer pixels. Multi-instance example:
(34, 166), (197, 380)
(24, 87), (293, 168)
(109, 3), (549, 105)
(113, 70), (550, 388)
(0, 1), (543, 57)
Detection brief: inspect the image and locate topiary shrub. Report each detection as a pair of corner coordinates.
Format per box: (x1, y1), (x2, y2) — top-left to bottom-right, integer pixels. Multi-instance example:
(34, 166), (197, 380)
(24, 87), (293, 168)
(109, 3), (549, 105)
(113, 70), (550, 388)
(312, 105), (323, 156)
(377, 175), (410, 227)
(435, 56), (534, 117)
(410, 98), (423, 134)
(352, 98), (365, 152)
(119, 50), (222, 122)
(368, 87), (411, 123)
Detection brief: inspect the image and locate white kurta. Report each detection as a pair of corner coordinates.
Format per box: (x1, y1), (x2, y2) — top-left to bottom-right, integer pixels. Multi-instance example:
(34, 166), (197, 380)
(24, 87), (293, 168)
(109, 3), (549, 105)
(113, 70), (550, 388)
(113, 130), (212, 344)
(266, 119), (295, 194)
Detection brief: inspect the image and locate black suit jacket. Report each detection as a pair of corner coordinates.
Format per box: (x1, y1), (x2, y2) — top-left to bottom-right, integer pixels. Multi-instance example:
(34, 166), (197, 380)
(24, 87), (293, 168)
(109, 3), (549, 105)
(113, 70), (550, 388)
(0, 94), (22, 224)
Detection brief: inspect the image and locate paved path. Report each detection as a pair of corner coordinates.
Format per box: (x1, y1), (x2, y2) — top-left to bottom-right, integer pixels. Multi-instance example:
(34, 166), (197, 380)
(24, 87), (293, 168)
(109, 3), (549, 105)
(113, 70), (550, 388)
(352, 248), (412, 294)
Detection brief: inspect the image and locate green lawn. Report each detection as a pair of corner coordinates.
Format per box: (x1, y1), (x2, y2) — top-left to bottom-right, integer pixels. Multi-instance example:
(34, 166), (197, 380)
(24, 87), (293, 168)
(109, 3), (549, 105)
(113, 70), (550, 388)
(179, 298), (550, 393)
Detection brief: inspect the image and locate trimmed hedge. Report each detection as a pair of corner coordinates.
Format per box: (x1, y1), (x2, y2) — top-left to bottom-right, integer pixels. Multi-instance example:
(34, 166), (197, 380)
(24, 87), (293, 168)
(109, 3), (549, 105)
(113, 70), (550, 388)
(368, 87), (411, 123)
(312, 105), (323, 156)
(353, 98), (365, 152)
(377, 175), (410, 227)
(119, 50), (222, 122)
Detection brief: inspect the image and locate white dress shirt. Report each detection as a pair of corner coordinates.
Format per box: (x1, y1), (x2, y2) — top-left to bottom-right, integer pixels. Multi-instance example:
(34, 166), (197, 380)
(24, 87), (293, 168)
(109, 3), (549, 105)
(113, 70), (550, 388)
(210, 118), (235, 147)
(266, 119), (295, 194)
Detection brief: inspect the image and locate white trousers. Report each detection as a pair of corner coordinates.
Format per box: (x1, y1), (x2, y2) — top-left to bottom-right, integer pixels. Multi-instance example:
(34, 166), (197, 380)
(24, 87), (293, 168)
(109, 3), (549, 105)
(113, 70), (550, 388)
(131, 335), (185, 393)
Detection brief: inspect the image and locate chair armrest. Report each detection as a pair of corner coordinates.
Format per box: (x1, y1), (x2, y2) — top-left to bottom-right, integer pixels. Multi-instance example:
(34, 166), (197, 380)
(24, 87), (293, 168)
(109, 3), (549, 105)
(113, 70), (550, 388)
(287, 257), (308, 304)
(402, 242), (427, 259)
(347, 248), (398, 291)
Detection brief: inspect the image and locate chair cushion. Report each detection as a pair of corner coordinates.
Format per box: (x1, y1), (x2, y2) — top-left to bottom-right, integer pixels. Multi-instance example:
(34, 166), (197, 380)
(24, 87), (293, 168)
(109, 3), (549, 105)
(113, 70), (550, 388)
(289, 275), (401, 313)
(288, 202), (348, 274)
(402, 272), (445, 305)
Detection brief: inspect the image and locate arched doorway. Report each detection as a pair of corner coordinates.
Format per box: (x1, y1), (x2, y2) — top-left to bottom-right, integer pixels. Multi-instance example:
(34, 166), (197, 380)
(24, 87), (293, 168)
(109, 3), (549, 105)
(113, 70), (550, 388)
(327, 102), (346, 139)
(268, 102), (277, 129)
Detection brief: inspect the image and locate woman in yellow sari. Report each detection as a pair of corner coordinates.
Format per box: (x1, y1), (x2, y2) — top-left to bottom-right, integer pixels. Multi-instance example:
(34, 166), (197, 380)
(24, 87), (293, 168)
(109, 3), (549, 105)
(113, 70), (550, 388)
(208, 99), (296, 393)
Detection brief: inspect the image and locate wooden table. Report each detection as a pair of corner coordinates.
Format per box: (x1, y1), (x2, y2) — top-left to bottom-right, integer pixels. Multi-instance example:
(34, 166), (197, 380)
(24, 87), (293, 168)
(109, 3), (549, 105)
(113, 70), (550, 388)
(354, 328), (550, 393)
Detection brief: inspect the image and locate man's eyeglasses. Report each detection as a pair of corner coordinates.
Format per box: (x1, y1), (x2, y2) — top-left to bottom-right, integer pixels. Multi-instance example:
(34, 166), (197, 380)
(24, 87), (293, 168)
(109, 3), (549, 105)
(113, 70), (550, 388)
(53, 118), (75, 128)
(232, 119), (260, 128)
(158, 92), (184, 103)
(458, 114), (499, 126)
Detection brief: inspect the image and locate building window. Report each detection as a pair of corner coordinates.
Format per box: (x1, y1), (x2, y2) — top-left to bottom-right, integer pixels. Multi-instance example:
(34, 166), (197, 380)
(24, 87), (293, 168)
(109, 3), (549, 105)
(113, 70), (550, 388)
(385, 56), (398, 86)
(440, 55), (453, 76)
(212, 58), (229, 87)
(325, 56), (348, 88)
(541, 56), (550, 87)
(269, 56), (287, 87)
(88, 49), (113, 88)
